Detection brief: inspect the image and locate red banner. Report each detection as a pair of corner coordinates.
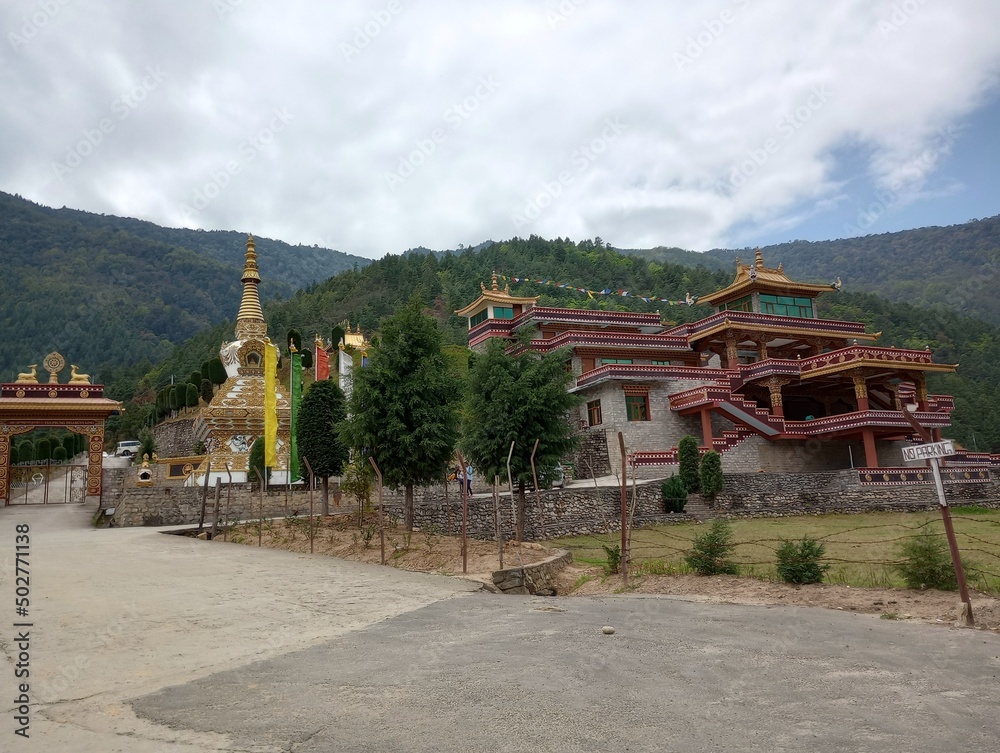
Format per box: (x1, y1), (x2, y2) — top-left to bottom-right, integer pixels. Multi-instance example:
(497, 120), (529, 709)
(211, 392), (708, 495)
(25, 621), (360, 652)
(315, 345), (330, 381)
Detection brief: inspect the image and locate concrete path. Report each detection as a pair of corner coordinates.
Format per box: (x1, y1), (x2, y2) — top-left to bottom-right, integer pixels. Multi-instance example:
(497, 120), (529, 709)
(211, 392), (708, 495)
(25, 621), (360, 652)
(0, 501), (478, 751)
(1, 500), (999, 752)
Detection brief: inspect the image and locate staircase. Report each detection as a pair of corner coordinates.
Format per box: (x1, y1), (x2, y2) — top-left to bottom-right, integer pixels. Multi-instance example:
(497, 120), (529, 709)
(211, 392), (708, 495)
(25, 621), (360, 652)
(683, 496), (715, 521)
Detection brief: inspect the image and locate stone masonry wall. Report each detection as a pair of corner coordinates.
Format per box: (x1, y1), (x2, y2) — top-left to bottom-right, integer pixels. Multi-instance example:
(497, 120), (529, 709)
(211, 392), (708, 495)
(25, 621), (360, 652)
(152, 419), (198, 458)
(491, 549), (572, 594)
(712, 469), (1000, 517)
(112, 486), (321, 527)
(572, 427), (611, 479)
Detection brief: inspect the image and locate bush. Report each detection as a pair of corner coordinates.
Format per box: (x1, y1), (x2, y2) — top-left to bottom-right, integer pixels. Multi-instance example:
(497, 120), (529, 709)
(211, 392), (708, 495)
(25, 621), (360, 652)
(661, 475), (688, 513)
(775, 537), (829, 584)
(895, 532), (957, 590)
(685, 519), (739, 575)
(139, 431), (156, 462)
(699, 450), (724, 498)
(602, 543), (622, 575)
(678, 435), (701, 493)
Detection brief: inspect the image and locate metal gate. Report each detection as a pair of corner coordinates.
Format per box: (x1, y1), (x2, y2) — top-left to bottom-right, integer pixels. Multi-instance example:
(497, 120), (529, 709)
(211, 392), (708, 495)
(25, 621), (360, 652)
(8, 462), (87, 504)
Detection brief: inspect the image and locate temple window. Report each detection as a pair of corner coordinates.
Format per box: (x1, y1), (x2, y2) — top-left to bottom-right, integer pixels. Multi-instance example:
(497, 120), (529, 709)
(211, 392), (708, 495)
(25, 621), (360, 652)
(721, 295), (753, 312)
(651, 360), (670, 365)
(469, 310), (488, 327)
(625, 395), (649, 421)
(602, 358), (633, 365)
(759, 294), (814, 318)
(246, 352), (261, 366)
(587, 399), (603, 426)
(492, 306), (514, 319)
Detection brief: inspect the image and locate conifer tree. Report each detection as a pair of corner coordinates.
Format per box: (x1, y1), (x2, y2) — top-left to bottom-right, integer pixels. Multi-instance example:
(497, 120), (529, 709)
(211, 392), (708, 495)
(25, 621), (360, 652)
(678, 434), (701, 493)
(297, 379), (349, 514)
(341, 299), (461, 530)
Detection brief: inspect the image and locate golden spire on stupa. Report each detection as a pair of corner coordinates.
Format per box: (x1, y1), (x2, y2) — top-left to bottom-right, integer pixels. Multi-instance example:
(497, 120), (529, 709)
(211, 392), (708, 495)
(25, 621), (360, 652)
(235, 234), (267, 340)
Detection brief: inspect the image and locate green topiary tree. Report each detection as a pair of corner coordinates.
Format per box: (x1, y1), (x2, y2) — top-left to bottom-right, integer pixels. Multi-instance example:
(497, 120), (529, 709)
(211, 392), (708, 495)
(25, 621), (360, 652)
(53, 446), (67, 463)
(62, 435), (76, 460)
(699, 450), (724, 498)
(895, 532), (958, 590)
(200, 378), (214, 404)
(10, 445), (18, 465)
(775, 537), (829, 584)
(297, 379), (349, 514)
(661, 474), (688, 513)
(248, 436), (271, 486)
(139, 431), (156, 462)
(185, 382), (199, 410)
(35, 438), (51, 462)
(301, 349), (313, 369)
(685, 518), (739, 575)
(188, 370), (202, 388)
(287, 329), (302, 354)
(678, 435), (700, 493)
(208, 357), (228, 386)
(18, 440), (32, 463)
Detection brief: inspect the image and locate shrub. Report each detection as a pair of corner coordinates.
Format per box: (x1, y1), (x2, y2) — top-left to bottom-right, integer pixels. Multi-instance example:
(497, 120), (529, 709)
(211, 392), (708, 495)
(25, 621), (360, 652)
(678, 435), (700, 493)
(685, 519), (739, 575)
(139, 431), (156, 462)
(52, 446), (67, 463)
(661, 475), (688, 513)
(602, 543), (622, 575)
(895, 532), (957, 590)
(248, 437), (271, 486)
(699, 450), (724, 498)
(775, 537), (829, 584)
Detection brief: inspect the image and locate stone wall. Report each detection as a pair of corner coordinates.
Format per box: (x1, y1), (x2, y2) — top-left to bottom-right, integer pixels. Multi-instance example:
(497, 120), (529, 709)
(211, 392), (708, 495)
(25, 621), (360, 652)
(572, 427), (611, 479)
(111, 485), (322, 527)
(152, 419), (198, 458)
(491, 549), (572, 595)
(711, 469), (1000, 517)
(382, 483), (696, 541)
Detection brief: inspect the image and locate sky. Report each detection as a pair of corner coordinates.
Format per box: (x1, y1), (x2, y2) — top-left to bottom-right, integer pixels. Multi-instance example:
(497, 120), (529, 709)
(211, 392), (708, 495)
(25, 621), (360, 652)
(2, 0), (1000, 259)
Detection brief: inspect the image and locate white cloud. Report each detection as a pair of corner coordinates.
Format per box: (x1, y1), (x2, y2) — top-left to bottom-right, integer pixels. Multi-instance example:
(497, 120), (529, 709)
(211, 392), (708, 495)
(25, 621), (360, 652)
(1, 0), (999, 257)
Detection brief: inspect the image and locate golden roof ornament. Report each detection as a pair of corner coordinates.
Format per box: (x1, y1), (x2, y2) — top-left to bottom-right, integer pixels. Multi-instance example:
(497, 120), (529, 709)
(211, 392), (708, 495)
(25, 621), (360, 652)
(235, 234), (266, 340)
(754, 247), (764, 268)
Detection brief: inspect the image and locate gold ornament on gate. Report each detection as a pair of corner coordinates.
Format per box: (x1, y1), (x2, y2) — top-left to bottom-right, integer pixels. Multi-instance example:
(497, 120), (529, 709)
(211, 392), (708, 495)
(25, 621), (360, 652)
(42, 352), (66, 384)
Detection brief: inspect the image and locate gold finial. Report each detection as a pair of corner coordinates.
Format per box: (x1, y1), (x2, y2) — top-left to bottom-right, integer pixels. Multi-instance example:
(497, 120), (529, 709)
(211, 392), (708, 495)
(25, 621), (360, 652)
(289, 340), (298, 353)
(754, 247), (763, 268)
(490, 271), (499, 291)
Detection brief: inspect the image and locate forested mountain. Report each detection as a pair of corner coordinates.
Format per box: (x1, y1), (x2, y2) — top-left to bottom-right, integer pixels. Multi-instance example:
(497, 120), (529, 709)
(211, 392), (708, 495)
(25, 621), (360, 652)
(132, 236), (1000, 451)
(0, 191), (369, 381)
(695, 215), (1000, 324)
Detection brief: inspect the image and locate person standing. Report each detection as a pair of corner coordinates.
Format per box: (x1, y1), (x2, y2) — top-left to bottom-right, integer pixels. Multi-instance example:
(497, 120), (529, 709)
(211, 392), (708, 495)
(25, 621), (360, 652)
(465, 464), (473, 495)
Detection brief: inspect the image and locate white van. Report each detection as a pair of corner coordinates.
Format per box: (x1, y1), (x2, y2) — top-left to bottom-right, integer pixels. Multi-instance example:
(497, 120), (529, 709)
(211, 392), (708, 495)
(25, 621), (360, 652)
(115, 440), (141, 458)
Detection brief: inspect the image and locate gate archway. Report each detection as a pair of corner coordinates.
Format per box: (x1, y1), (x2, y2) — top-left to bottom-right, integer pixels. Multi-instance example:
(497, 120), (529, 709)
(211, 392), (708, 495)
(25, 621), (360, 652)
(0, 353), (122, 505)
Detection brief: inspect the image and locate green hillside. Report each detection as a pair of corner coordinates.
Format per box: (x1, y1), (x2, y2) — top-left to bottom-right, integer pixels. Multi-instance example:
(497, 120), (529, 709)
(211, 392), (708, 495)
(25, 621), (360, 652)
(130, 236), (1000, 452)
(0, 191), (369, 380)
(697, 215), (1000, 324)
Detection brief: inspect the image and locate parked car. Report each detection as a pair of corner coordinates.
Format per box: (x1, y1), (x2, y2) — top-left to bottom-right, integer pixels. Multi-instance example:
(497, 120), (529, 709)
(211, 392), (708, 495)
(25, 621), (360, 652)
(114, 440), (141, 458)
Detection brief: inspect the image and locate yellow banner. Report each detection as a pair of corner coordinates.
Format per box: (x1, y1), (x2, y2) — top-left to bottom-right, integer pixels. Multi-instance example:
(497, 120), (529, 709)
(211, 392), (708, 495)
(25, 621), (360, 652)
(264, 339), (278, 468)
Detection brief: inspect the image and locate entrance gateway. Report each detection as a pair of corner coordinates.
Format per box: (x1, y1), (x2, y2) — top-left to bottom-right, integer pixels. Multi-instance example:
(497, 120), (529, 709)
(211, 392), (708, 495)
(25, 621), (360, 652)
(0, 352), (122, 505)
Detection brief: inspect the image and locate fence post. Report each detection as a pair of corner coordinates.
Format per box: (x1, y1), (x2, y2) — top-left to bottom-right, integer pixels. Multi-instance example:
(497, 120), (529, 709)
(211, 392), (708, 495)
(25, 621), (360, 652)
(618, 432), (628, 588)
(210, 478), (221, 540)
(304, 456), (315, 553)
(368, 457), (385, 565)
(456, 450), (468, 575)
(254, 468), (264, 547)
(224, 464), (232, 542)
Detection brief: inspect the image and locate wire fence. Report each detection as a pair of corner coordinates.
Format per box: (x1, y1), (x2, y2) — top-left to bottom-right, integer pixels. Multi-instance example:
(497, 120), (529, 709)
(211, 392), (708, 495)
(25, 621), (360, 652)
(556, 508), (1000, 591)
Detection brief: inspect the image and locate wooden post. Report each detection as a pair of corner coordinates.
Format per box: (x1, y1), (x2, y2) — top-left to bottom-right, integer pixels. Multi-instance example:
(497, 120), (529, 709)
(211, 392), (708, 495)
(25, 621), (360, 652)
(210, 478), (221, 540)
(198, 462), (210, 530)
(618, 432), (628, 587)
(457, 450), (468, 575)
(304, 456), (315, 554)
(368, 457), (385, 565)
(223, 464), (232, 542)
(494, 475), (503, 570)
(700, 409), (714, 448)
(862, 429), (879, 468)
(254, 468), (264, 547)
(530, 439), (543, 540)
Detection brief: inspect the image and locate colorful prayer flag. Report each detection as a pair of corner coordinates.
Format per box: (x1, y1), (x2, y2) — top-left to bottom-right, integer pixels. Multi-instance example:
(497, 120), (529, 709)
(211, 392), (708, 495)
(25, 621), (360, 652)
(263, 339), (278, 469)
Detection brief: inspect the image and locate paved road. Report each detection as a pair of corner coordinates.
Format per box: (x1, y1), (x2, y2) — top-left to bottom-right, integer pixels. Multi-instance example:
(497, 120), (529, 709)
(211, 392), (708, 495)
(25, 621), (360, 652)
(1, 501), (999, 752)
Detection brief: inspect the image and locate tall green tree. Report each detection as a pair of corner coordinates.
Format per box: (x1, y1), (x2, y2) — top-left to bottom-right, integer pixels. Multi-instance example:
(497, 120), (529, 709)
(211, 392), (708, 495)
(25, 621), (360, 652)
(297, 379), (349, 514)
(208, 357), (228, 386)
(341, 300), (461, 530)
(678, 435), (701, 493)
(460, 339), (581, 540)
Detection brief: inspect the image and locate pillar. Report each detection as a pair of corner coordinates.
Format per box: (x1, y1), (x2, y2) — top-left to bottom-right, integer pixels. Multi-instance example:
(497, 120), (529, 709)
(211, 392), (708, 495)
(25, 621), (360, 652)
(852, 373), (869, 412)
(724, 334), (739, 370)
(915, 374), (928, 411)
(766, 378), (789, 418)
(862, 429), (879, 468)
(756, 338), (769, 361)
(69, 424), (105, 499)
(0, 433), (9, 505)
(700, 409), (714, 448)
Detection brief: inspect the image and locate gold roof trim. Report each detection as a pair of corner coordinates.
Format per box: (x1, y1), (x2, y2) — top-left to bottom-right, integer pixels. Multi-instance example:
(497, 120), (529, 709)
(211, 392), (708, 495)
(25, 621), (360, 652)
(454, 272), (538, 316)
(697, 248), (836, 306)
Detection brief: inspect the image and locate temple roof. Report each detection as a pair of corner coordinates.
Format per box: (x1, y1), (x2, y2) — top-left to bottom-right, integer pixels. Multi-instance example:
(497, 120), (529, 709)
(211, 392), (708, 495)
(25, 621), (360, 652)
(454, 272), (538, 316)
(697, 248), (837, 306)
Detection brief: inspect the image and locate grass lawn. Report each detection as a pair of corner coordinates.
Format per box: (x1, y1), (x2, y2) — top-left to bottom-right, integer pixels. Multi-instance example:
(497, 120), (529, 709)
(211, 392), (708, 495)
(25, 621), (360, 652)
(552, 506), (1000, 593)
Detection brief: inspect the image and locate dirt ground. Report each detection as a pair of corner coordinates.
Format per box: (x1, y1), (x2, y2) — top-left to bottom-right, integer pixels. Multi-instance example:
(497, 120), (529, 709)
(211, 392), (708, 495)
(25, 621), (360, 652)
(220, 513), (554, 581)
(220, 515), (1000, 633)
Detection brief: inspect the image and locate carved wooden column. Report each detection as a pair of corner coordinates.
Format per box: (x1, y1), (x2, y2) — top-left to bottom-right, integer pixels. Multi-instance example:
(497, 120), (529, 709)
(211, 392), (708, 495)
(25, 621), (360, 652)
(862, 429), (879, 468)
(885, 383), (902, 411)
(68, 424), (105, 499)
(851, 371), (869, 412)
(0, 426), (34, 505)
(765, 377), (792, 418)
(756, 338), (769, 361)
(914, 373), (929, 411)
(724, 334), (739, 370)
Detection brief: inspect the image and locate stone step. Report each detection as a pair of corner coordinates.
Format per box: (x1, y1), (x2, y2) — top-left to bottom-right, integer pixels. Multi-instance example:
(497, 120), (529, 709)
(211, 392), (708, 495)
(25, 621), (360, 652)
(682, 497), (715, 521)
